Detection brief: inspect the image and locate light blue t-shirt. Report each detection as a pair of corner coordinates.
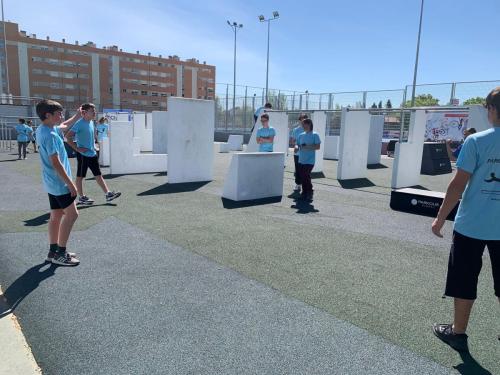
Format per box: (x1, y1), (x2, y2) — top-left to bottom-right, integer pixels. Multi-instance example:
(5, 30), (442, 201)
(291, 125), (304, 155)
(15, 124), (32, 142)
(96, 123), (109, 141)
(257, 127), (276, 152)
(70, 119), (96, 157)
(297, 131), (321, 165)
(36, 125), (72, 196)
(454, 127), (500, 240)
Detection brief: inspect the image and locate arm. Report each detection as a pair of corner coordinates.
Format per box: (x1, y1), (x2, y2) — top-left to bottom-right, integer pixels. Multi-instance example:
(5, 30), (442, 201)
(65, 130), (88, 154)
(49, 154), (77, 197)
(262, 136), (274, 144)
(59, 108), (82, 133)
(431, 169), (471, 237)
(301, 144), (320, 151)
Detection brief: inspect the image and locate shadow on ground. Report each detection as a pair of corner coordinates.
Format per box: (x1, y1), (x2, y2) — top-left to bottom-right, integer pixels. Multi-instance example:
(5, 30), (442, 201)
(24, 213), (50, 227)
(338, 178), (376, 189)
(454, 350), (493, 375)
(367, 163), (388, 169)
(221, 196), (282, 209)
(138, 181), (210, 196)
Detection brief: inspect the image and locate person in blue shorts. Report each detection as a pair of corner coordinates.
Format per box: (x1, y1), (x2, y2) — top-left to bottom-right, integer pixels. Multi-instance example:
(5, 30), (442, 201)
(66, 103), (121, 206)
(296, 118), (321, 202)
(432, 87), (500, 351)
(256, 113), (276, 152)
(35, 99), (82, 266)
(289, 113), (308, 192)
(15, 118), (32, 160)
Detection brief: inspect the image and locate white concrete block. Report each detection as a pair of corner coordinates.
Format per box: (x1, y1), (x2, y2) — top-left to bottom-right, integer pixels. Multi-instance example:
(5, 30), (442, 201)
(468, 105), (491, 132)
(227, 135), (244, 151)
(324, 136), (340, 160)
(391, 110), (426, 188)
(98, 137), (110, 167)
(222, 152), (285, 201)
(247, 111), (289, 154)
(167, 97), (214, 183)
(311, 111), (326, 173)
(152, 111), (169, 154)
(219, 143), (231, 153)
(133, 137), (141, 155)
(337, 109), (371, 180)
(367, 115), (384, 165)
(109, 121), (167, 175)
(141, 128), (153, 152)
(132, 112), (146, 138)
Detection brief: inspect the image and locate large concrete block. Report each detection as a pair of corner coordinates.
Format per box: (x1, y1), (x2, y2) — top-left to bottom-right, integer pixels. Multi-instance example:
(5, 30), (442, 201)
(367, 115), (385, 165)
(167, 97), (214, 183)
(109, 121), (167, 175)
(219, 143), (231, 153)
(311, 111), (326, 173)
(324, 136), (339, 160)
(227, 135), (243, 151)
(247, 111), (289, 154)
(468, 105), (490, 132)
(222, 152), (285, 201)
(152, 111), (169, 154)
(391, 110), (426, 188)
(337, 109), (371, 180)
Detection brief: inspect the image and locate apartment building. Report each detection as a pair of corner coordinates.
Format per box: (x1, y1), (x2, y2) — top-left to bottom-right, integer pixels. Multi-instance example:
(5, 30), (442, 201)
(0, 21), (216, 111)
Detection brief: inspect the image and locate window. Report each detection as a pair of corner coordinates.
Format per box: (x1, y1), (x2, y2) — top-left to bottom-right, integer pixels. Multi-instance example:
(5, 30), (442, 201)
(32, 69), (43, 74)
(141, 90), (148, 96)
(66, 96), (75, 102)
(49, 82), (62, 89)
(122, 88), (127, 93)
(132, 100), (139, 105)
(152, 101), (159, 106)
(131, 90), (139, 95)
(65, 84), (75, 89)
(160, 93), (168, 97)
(151, 92), (158, 97)
(49, 71), (61, 78)
(160, 102), (167, 108)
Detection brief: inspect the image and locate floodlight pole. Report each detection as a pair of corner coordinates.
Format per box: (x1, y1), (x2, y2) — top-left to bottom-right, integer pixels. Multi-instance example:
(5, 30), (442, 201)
(259, 12), (279, 102)
(410, 0), (424, 107)
(227, 21), (242, 128)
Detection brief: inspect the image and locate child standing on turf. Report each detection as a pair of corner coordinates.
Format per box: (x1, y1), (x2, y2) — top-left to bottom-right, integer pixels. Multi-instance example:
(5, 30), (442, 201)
(35, 99), (82, 266)
(289, 113), (308, 192)
(431, 87), (500, 351)
(66, 103), (121, 206)
(256, 113), (276, 152)
(15, 118), (32, 160)
(296, 118), (321, 202)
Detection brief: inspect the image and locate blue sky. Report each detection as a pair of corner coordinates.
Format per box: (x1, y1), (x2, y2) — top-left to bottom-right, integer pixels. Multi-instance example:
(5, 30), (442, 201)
(10, 0), (500, 96)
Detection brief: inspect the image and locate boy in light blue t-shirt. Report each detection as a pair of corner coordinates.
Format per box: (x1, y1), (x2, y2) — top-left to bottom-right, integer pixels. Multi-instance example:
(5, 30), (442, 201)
(256, 113), (276, 152)
(35, 99), (83, 266)
(296, 118), (321, 202)
(289, 113), (308, 192)
(431, 87), (500, 351)
(15, 118), (32, 160)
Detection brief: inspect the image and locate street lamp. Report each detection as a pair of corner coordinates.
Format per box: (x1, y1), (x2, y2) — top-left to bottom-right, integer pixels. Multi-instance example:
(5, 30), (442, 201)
(410, 0), (424, 107)
(258, 11), (279, 102)
(227, 20), (242, 129)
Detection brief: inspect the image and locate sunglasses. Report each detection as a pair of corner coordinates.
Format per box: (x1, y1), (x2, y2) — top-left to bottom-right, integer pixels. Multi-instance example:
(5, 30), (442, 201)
(261, 119), (269, 122)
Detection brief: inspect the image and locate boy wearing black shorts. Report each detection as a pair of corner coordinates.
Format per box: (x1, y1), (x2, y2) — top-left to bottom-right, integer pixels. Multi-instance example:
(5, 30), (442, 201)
(66, 103), (120, 205)
(35, 100), (82, 266)
(431, 87), (500, 351)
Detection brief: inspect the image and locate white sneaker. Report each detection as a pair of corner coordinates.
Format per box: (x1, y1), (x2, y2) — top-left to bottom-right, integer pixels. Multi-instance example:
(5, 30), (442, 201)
(294, 184), (301, 192)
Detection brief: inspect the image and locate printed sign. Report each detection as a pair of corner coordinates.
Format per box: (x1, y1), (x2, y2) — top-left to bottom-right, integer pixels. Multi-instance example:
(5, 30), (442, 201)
(425, 112), (469, 141)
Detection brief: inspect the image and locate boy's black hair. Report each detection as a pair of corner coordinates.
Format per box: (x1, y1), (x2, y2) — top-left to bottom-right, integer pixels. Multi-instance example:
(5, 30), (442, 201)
(261, 113), (270, 120)
(298, 113), (308, 121)
(98, 117), (107, 123)
(467, 128), (477, 134)
(35, 99), (64, 121)
(302, 118), (313, 130)
(18, 118), (26, 124)
(81, 103), (96, 111)
(264, 103), (272, 109)
(486, 87), (500, 120)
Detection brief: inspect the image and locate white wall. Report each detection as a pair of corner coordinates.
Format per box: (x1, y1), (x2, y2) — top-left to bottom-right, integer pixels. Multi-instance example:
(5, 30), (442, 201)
(324, 136), (339, 160)
(98, 137), (110, 167)
(227, 135), (244, 151)
(367, 115), (384, 165)
(222, 152), (285, 201)
(152, 111), (169, 154)
(167, 97), (214, 183)
(247, 111), (289, 154)
(337, 109), (371, 180)
(109, 121), (167, 175)
(311, 111), (326, 173)
(391, 110), (426, 189)
(468, 105), (491, 132)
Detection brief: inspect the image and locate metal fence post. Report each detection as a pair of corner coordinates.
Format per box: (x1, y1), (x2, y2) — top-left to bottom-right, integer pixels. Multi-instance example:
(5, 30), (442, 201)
(305, 92), (309, 110)
(277, 90), (281, 110)
(362, 91), (367, 108)
(328, 93), (333, 110)
(243, 86), (248, 131)
(291, 92), (296, 111)
(449, 82), (456, 105)
(225, 84), (229, 131)
(319, 94), (322, 110)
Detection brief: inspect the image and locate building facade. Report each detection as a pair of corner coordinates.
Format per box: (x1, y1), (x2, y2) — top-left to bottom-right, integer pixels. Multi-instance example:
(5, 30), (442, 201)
(0, 21), (216, 111)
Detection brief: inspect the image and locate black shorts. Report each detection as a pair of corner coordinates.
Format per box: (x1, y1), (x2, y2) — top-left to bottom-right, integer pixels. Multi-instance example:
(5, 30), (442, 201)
(445, 231), (500, 300)
(76, 152), (101, 178)
(48, 193), (76, 210)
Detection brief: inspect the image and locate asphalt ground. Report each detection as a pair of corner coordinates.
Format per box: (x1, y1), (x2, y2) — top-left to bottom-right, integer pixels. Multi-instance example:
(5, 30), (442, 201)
(0, 148), (498, 374)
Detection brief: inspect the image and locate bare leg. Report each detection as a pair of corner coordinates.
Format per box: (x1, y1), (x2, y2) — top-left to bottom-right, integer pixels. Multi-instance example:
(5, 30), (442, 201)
(94, 175), (110, 194)
(75, 176), (84, 197)
(58, 202), (79, 247)
(48, 209), (63, 245)
(452, 297), (474, 334)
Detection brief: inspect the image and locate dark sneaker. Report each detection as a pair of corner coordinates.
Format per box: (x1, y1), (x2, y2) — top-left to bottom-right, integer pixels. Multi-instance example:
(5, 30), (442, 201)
(46, 251), (77, 262)
(77, 195), (94, 205)
(105, 191), (121, 202)
(299, 193), (313, 202)
(51, 252), (80, 266)
(432, 323), (468, 352)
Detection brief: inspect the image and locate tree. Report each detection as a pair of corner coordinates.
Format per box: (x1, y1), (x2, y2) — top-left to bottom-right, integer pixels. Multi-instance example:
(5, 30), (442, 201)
(378, 101), (383, 109)
(463, 97), (486, 106)
(386, 99), (392, 108)
(404, 94), (439, 107)
(371, 102), (378, 109)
